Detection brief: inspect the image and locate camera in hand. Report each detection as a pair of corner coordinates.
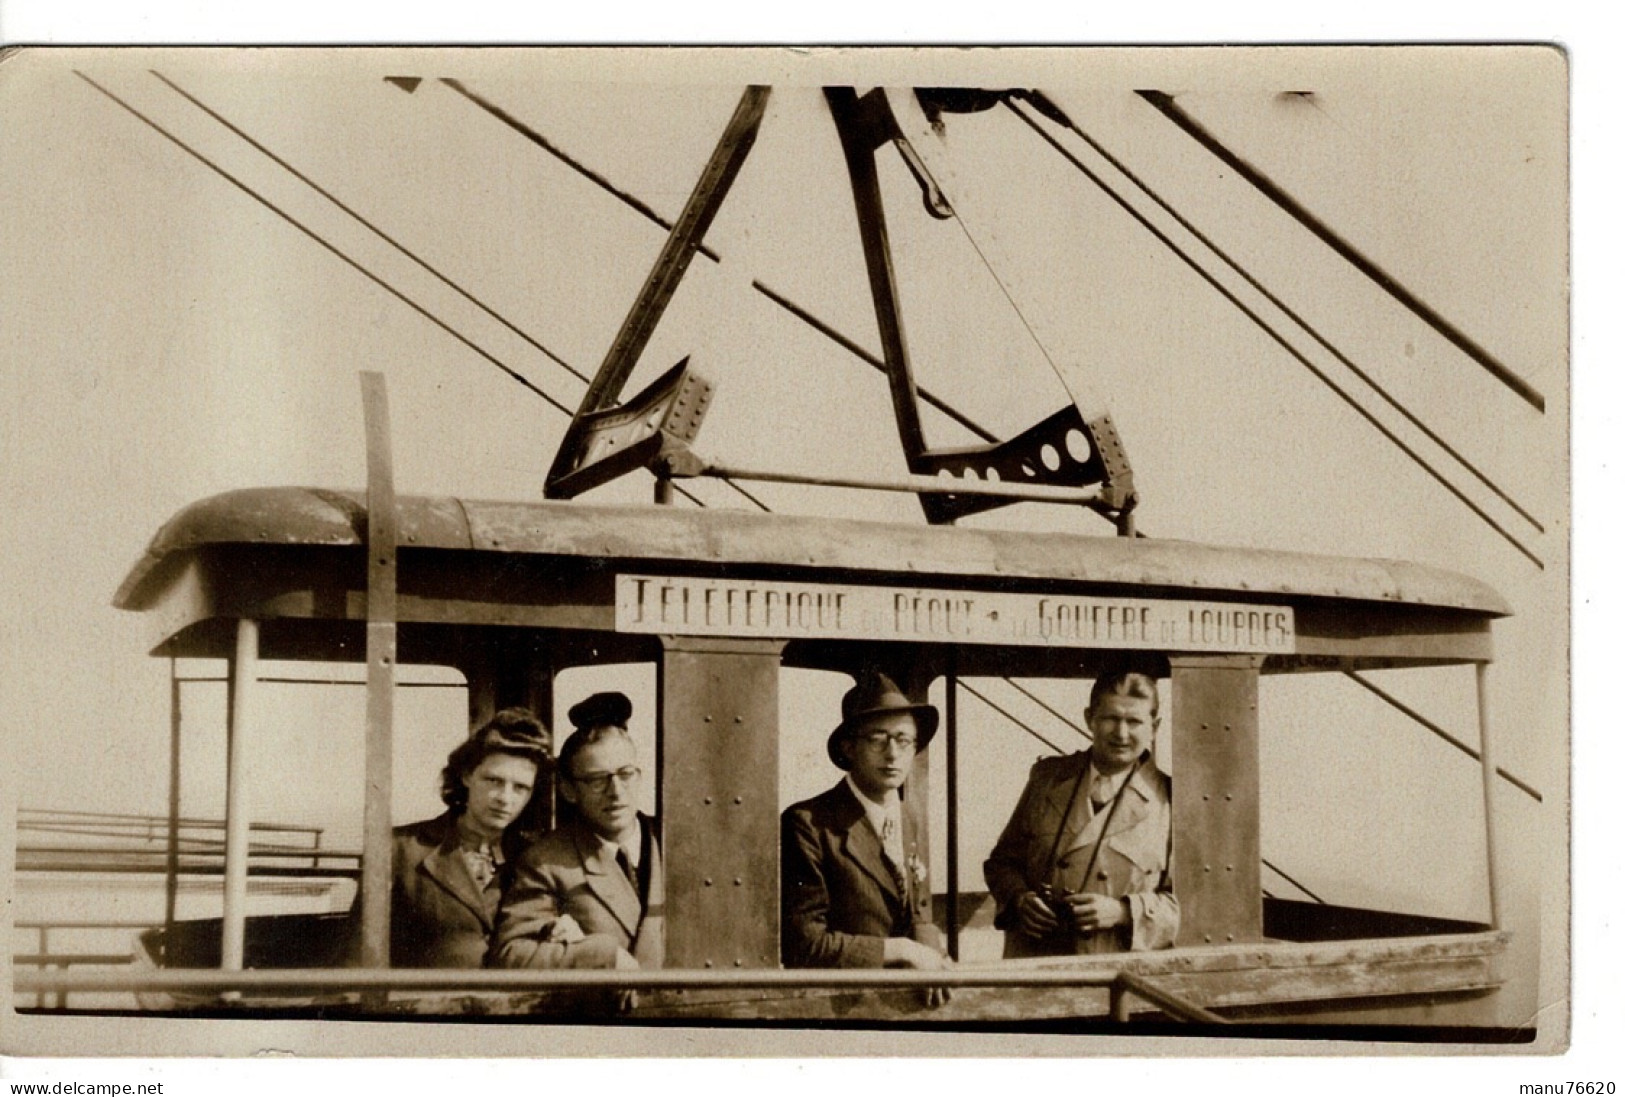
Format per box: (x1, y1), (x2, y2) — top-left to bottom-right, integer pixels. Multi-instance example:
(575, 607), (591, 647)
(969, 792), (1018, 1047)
(1033, 883), (1075, 929)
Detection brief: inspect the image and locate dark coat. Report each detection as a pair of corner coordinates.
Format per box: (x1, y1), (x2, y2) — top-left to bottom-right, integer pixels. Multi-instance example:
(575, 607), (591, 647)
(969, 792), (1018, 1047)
(984, 752), (1179, 956)
(780, 781), (939, 968)
(490, 814), (664, 970)
(387, 812), (508, 969)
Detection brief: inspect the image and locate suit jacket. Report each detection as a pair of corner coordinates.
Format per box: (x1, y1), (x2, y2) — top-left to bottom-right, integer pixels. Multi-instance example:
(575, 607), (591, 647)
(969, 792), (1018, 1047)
(984, 752), (1179, 957)
(491, 814), (665, 969)
(780, 781), (940, 968)
(387, 812), (508, 968)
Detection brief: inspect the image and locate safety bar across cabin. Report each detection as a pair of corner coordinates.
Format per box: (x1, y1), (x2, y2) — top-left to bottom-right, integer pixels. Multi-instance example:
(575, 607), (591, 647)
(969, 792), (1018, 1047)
(14, 966), (1225, 1024)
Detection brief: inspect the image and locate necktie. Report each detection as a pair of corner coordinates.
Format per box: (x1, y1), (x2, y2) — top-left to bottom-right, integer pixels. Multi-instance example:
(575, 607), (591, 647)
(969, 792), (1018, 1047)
(879, 816), (908, 895)
(1089, 775), (1110, 812)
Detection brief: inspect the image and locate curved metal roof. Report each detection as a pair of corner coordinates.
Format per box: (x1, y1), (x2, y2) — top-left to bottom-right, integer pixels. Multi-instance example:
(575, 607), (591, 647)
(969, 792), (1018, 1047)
(115, 488), (1510, 617)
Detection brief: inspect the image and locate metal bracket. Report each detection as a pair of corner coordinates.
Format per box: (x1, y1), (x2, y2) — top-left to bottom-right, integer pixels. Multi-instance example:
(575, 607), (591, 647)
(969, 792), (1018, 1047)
(910, 405), (1136, 524)
(546, 358), (714, 499)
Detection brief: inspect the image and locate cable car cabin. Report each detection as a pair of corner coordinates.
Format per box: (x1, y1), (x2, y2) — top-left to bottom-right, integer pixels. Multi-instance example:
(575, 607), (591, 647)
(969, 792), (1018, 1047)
(102, 486), (1512, 1027)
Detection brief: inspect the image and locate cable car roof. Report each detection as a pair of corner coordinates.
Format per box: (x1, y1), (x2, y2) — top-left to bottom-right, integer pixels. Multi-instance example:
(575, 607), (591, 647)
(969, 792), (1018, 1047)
(115, 487), (1509, 618)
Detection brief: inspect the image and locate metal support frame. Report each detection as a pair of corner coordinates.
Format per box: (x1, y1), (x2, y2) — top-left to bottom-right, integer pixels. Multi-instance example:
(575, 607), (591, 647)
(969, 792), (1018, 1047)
(546, 86), (770, 495)
(826, 87), (1136, 527)
(1169, 655), (1264, 948)
(1476, 663), (1502, 929)
(359, 373), (398, 971)
(945, 662), (961, 961)
(826, 87), (931, 470)
(221, 618), (258, 971)
(164, 659), (182, 963)
(658, 636), (785, 970)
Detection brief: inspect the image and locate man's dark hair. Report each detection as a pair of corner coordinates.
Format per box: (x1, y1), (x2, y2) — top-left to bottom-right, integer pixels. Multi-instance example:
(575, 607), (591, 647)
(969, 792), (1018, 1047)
(1087, 654), (1168, 718)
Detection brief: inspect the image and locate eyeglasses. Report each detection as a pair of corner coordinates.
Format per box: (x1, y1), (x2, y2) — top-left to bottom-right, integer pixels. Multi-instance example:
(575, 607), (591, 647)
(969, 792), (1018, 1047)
(568, 765), (641, 793)
(853, 731), (918, 751)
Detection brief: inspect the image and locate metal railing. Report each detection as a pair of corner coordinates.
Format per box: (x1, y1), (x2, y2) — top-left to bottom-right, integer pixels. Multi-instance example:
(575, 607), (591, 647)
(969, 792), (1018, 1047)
(12, 964), (1225, 1023)
(16, 808), (360, 875)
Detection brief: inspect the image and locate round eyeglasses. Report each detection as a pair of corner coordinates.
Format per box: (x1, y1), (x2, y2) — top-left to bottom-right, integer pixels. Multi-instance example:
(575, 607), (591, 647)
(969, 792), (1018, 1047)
(568, 765), (641, 793)
(853, 730), (918, 751)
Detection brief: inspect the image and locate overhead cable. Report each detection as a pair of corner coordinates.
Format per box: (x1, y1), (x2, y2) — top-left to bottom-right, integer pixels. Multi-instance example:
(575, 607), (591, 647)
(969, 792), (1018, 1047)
(1344, 671), (1543, 803)
(1006, 98), (1543, 570)
(1135, 90), (1545, 414)
(436, 77), (1000, 445)
(74, 72), (575, 419)
(129, 71), (735, 513)
(1015, 93), (1542, 536)
(153, 71), (591, 385)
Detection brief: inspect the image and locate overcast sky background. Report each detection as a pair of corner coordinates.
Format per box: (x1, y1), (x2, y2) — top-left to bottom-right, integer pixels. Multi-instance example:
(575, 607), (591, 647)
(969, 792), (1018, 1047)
(0, 44), (1579, 1052)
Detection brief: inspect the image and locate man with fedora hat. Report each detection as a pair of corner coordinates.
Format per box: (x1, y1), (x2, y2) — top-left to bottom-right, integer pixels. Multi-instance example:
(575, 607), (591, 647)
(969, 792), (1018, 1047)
(780, 671), (951, 980)
(493, 691), (664, 972)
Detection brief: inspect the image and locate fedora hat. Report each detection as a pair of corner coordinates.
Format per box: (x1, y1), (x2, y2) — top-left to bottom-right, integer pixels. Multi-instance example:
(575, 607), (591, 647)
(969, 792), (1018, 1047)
(827, 672), (939, 770)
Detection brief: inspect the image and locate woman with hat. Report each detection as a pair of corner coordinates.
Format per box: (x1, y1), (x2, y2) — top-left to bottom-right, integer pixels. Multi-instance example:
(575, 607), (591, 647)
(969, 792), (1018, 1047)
(780, 671), (952, 986)
(382, 707), (550, 968)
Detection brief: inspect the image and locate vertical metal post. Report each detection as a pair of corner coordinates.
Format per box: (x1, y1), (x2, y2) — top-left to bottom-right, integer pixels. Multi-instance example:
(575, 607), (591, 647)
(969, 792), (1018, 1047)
(654, 475), (674, 506)
(360, 372), (398, 972)
(222, 617), (259, 971)
(164, 658), (182, 964)
(659, 638), (784, 970)
(1476, 663), (1502, 929)
(38, 928), (51, 1009)
(944, 664), (960, 961)
(1168, 656), (1264, 947)
(1109, 980), (1132, 1024)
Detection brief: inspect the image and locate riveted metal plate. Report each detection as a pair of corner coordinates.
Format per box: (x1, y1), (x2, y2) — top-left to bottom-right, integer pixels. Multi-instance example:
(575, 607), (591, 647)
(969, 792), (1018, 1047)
(659, 637), (785, 970)
(1170, 657), (1264, 947)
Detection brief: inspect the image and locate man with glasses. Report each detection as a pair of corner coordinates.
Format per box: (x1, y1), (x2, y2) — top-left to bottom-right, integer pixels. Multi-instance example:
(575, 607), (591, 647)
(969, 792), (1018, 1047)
(780, 672), (951, 987)
(492, 691), (663, 971)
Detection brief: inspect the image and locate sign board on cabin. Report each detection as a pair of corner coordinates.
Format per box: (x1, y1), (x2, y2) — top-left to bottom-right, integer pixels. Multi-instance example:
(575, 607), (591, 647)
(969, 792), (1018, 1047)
(615, 574), (1295, 654)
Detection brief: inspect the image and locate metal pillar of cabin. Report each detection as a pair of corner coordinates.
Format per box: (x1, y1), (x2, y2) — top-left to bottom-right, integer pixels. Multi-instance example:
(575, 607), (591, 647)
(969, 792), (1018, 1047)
(221, 617), (259, 971)
(657, 637), (784, 970)
(1476, 662), (1502, 929)
(1168, 655), (1264, 947)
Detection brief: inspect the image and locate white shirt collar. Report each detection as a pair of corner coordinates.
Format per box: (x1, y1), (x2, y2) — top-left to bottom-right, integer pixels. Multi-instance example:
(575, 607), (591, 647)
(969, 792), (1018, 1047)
(844, 774), (901, 835)
(1086, 758), (1133, 804)
(588, 820), (641, 869)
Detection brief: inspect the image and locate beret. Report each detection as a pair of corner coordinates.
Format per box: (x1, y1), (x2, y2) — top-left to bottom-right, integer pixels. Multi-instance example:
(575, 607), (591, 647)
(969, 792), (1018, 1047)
(567, 690), (633, 731)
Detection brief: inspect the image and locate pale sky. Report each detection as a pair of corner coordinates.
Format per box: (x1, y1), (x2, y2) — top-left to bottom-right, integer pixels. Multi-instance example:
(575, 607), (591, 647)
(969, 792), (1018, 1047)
(1, 47), (1568, 1033)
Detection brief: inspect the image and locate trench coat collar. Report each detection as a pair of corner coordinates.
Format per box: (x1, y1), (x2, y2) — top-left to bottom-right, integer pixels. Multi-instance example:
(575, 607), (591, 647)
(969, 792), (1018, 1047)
(416, 813), (498, 931)
(1048, 754), (1157, 861)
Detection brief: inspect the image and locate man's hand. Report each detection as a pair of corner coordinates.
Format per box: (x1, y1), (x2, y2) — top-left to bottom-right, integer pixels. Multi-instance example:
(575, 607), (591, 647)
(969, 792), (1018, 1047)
(541, 913), (586, 945)
(883, 937), (951, 969)
(1065, 893), (1129, 934)
(612, 947), (640, 1013)
(883, 937), (954, 1008)
(1014, 890), (1063, 939)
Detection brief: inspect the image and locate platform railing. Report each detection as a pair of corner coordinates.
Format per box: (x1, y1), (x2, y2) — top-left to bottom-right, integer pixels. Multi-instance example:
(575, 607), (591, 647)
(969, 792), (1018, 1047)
(11, 965), (1226, 1023)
